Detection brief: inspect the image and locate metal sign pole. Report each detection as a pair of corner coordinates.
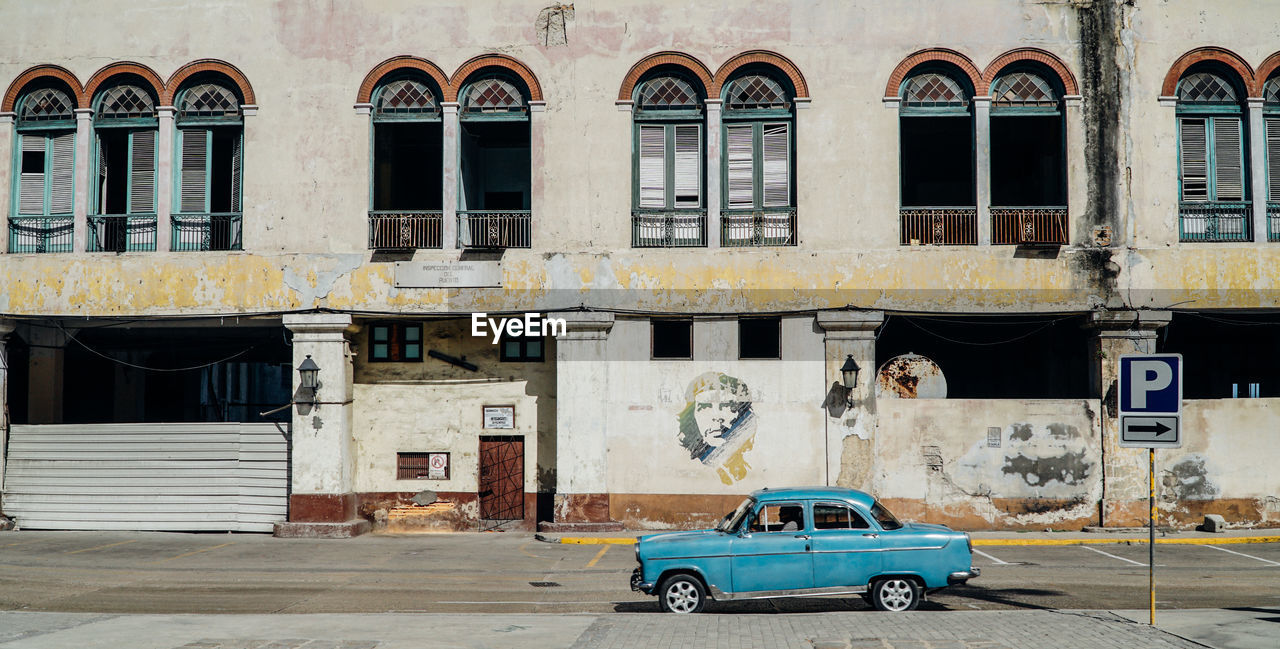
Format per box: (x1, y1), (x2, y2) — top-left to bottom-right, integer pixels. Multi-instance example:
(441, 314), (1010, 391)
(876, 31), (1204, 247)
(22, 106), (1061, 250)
(1149, 447), (1156, 625)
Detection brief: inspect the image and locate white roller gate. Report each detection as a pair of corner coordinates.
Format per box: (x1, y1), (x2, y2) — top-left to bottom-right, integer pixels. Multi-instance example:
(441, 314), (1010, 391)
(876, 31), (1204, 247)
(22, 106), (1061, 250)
(2, 423), (288, 532)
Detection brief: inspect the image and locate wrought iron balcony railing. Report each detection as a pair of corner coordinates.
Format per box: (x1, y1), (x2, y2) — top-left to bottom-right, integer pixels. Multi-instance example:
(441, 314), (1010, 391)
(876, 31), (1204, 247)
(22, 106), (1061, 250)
(1179, 201), (1251, 242)
(457, 210), (531, 249)
(1268, 203), (1280, 242)
(632, 209), (707, 247)
(8, 215), (73, 253)
(171, 212), (243, 251)
(991, 206), (1068, 245)
(721, 208), (797, 247)
(900, 207), (978, 245)
(88, 214), (157, 252)
(368, 211), (443, 249)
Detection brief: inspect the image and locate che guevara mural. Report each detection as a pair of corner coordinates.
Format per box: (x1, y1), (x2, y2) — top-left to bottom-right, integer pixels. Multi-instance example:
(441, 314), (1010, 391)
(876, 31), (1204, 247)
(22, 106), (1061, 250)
(676, 372), (756, 485)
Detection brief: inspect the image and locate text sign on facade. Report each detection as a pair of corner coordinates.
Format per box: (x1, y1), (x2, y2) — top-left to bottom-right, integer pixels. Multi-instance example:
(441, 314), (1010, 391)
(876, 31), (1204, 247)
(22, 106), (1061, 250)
(427, 453), (449, 480)
(394, 261), (502, 288)
(1118, 354), (1183, 448)
(483, 405), (515, 429)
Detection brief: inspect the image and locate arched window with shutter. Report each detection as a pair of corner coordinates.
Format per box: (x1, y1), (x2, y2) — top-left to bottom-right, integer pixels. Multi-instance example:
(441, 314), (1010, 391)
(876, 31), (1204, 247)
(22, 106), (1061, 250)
(368, 73), (444, 249)
(1176, 67), (1250, 242)
(988, 65), (1068, 245)
(631, 69), (706, 247)
(1263, 75), (1280, 241)
(172, 78), (244, 251)
(9, 83), (76, 253)
(457, 70), (531, 249)
(720, 69), (795, 247)
(898, 67), (976, 245)
(90, 80), (159, 252)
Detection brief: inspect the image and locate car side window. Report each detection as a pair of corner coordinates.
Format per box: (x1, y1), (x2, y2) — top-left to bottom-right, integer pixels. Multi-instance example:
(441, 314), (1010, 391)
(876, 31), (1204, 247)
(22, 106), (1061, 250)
(747, 503), (805, 533)
(813, 503), (870, 530)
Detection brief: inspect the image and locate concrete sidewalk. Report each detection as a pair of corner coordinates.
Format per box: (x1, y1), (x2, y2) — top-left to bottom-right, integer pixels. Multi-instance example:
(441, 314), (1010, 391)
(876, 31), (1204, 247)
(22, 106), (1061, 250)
(5, 608), (1268, 649)
(538, 527), (1280, 546)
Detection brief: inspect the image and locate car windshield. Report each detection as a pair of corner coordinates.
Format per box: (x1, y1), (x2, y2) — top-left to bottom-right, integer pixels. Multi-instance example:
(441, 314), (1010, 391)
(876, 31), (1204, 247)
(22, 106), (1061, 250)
(870, 501), (903, 530)
(716, 498), (755, 533)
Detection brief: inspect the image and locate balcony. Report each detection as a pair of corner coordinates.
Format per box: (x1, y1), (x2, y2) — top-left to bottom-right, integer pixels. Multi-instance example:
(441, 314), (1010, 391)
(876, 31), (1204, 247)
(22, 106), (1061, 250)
(991, 207), (1068, 245)
(457, 211), (531, 249)
(1179, 202), (1251, 242)
(900, 207), (978, 245)
(632, 210), (706, 248)
(368, 211), (443, 249)
(171, 213), (242, 251)
(721, 209), (796, 247)
(1269, 203), (1280, 242)
(87, 215), (157, 252)
(7, 216), (73, 253)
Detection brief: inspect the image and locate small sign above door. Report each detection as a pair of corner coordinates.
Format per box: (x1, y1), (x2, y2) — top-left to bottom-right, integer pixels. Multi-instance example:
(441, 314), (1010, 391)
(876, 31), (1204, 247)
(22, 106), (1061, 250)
(483, 405), (515, 429)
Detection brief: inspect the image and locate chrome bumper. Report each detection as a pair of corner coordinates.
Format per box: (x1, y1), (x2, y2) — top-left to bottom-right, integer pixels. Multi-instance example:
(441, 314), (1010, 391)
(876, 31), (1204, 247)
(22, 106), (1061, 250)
(631, 567), (655, 594)
(948, 567), (980, 585)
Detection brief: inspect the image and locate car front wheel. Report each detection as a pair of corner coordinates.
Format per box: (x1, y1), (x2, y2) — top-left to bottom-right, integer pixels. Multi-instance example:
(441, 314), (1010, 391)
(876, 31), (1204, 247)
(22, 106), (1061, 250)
(658, 574), (706, 614)
(871, 577), (920, 611)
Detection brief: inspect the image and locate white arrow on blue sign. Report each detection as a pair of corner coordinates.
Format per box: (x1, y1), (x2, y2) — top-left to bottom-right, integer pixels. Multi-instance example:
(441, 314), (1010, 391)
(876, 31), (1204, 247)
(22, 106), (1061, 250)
(1117, 354), (1182, 448)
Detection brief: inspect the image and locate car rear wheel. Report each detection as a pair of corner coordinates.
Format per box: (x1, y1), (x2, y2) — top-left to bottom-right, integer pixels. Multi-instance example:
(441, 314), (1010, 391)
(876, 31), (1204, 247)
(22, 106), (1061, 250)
(871, 577), (920, 611)
(658, 574), (706, 614)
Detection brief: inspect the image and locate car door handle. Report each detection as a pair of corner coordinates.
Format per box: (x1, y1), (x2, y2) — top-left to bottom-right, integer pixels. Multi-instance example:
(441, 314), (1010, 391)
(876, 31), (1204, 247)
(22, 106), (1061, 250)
(794, 534), (810, 540)
(862, 533), (879, 538)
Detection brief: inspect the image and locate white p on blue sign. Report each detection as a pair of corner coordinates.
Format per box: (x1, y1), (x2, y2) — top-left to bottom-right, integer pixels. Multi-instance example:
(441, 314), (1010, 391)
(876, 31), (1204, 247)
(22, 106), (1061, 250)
(1118, 354), (1182, 448)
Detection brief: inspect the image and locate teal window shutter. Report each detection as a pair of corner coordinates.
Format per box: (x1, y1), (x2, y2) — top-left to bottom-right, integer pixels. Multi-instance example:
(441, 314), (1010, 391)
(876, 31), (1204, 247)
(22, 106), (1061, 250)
(129, 129), (157, 213)
(725, 123), (754, 208)
(1179, 117), (1208, 201)
(1212, 116), (1243, 201)
(18, 133), (47, 215)
(638, 124), (666, 208)
(673, 123), (701, 208)
(761, 122), (790, 207)
(1267, 117), (1280, 201)
(49, 132), (75, 215)
(179, 128), (210, 213)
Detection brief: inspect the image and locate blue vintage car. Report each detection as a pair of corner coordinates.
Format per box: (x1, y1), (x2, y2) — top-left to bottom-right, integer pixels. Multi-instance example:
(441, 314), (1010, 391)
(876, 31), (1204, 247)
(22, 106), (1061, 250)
(630, 486), (979, 613)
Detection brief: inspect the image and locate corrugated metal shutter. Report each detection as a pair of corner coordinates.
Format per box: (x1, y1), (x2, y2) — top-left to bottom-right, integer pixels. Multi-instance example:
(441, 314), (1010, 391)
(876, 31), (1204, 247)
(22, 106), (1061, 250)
(2, 423), (288, 532)
(179, 128), (209, 212)
(1179, 117), (1208, 201)
(129, 129), (156, 213)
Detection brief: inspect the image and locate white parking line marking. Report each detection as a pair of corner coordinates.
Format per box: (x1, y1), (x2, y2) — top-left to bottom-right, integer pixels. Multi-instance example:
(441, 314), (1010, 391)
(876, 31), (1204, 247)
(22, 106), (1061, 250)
(1082, 545), (1146, 566)
(1205, 544), (1280, 566)
(973, 548), (1009, 565)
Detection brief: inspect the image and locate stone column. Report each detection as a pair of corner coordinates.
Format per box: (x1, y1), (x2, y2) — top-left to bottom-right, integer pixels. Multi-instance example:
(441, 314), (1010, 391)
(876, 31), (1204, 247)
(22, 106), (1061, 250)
(705, 99), (722, 249)
(550, 311), (617, 529)
(25, 324), (70, 424)
(1063, 96), (1086, 244)
(529, 100), (546, 248)
(0, 320), (15, 494)
(441, 102), (460, 249)
(973, 96), (992, 246)
(155, 106), (175, 252)
(73, 109), (92, 253)
(816, 311), (885, 490)
(1248, 98), (1267, 241)
(1088, 310), (1172, 526)
(277, 313), (367, 538)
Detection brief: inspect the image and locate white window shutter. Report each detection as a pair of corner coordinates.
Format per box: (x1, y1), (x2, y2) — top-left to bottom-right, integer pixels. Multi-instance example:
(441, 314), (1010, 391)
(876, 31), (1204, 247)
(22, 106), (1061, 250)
(1212, 117), (1243, 201)
(761, 123), (790, 207)
(49, 132), (75, 214)
(638, 125), (666, 208)
(726, 123), (754, 208)
(1179, 118), (1208, 201)
(673, 124), (701, 208)
(180, 128), (209, 213)
(230, 133), (242, 212)
(1267, 117), (1280, 201)
(129, 129), (156, 214)
(18, 134), (46, 215)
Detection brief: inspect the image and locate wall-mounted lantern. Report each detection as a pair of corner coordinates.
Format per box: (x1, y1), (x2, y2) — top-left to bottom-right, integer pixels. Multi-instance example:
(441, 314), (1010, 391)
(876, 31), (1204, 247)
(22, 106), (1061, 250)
(840, 354), (861, 406)
(295, 354), (321, 411)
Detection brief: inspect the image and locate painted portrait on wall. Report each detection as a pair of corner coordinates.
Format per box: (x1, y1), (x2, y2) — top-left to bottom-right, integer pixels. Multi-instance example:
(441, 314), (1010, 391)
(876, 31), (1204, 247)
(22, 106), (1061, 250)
(676, 372), (756, 485)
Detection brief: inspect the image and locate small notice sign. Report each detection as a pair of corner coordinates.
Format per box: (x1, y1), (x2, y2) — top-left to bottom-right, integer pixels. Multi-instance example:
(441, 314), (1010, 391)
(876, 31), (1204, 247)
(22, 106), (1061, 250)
(395, 260), (502, 288)
(483, 405), (515, 429)
(427, 453), (449, 480)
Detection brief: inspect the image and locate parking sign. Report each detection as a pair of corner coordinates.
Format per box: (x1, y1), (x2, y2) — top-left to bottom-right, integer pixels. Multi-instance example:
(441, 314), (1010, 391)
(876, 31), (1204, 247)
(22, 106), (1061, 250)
(1117, 354), (1182, 448)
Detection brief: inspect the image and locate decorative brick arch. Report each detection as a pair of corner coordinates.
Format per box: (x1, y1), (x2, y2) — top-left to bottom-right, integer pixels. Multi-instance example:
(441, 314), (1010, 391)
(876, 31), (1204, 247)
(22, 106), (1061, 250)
(1253, 51), (1280, 97)
(163, 59), (256, 106)
(1161, 47), (1254, 98)
(884, 48), (981, 99)
(356, 55), (450, 104)
(3, 64), (83, 113)
(617, 51), (713, 101)
(711, 50), (809, 99)
(449, 54), (542, 103)
(83, 61), (165, 107)
(980, 48), (1078, 96)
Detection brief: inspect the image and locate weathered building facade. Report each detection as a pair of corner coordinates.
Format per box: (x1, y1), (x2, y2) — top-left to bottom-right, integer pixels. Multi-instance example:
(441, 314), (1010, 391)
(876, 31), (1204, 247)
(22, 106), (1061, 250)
(1, 0), (1277, 535)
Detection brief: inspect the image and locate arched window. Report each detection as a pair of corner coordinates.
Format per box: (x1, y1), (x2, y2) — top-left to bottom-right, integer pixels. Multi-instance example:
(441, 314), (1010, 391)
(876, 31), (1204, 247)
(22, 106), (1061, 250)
(90, 80), (158, 252)
(1176, 68), (1249, 242)
(721, 70), (795, 246)
(632, 70), (705, 247)
(1263, 75), (1280, 241)
(173, 79), (243, 251)
(899, 68), (976, 245)
(368, 74), (443, 249)
(457, 71), (531, 248)
(989, 67), (1067, 244)
(10, 83), (76, 253)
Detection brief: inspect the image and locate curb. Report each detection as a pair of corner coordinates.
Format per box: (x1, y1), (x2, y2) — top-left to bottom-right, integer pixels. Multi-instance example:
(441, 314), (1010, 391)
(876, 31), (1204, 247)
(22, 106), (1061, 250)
(545, 535), (1280, 546)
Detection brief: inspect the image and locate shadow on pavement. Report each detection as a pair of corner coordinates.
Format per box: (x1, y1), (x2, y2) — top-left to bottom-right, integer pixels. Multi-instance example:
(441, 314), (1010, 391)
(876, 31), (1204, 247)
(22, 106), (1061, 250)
(945, 584), (1061, 610)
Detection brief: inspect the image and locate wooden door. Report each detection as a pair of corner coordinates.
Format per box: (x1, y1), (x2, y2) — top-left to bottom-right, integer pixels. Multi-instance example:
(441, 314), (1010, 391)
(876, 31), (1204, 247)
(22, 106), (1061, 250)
(479, 436), (524, 520)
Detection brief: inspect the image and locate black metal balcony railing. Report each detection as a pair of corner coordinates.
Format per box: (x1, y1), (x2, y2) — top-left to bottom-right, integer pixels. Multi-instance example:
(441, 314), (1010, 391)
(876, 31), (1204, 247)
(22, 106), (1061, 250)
(991, 206), (1068, 245)
(171, 212), (243, 251)
(900, 207), (978, 245)
(632, 209), (707, 247)
(1268, 202), (1280, 242)
(7, 216), (73, 253)
(368, 211), (443, 249)
(457, 210), (531, 249)
(1179, 201), (1251, 242)
(87, 215), (157, 252)
(721, 208), (797, 247)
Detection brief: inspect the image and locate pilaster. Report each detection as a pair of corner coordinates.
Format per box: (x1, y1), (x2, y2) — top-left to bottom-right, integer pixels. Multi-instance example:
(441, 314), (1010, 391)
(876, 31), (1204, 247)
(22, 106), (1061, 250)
(705, 99), (722, 249)
(550, 311), (617, 528)
(1248, 98), (1267, 240)
(816, 310), (884, 490)
(973, 96), (992, 246)
(0, 113), (12, 254)
(73, 109), (92, 253)
(156, 106), (175, 252)
(441, 102), (460, 249)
